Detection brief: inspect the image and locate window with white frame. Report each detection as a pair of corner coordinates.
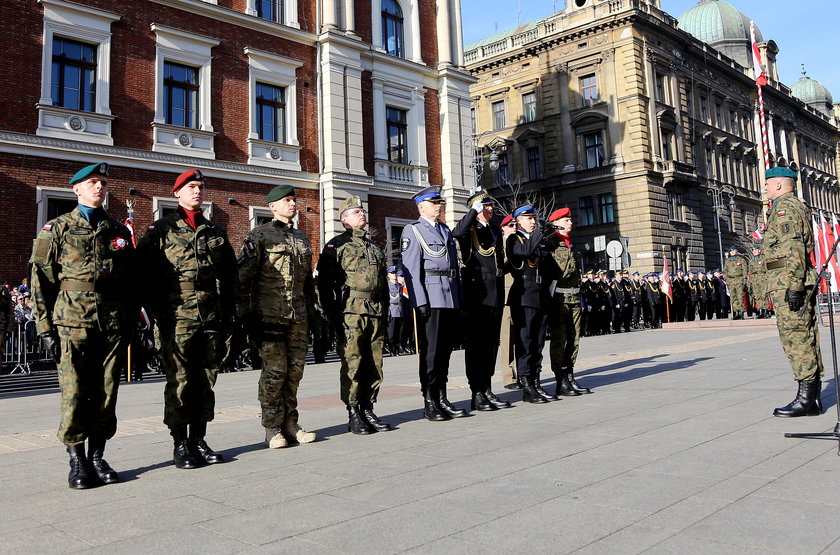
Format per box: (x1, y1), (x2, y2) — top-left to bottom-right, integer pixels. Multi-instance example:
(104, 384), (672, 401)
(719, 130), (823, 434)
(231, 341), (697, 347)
(151, 24), (219, 159)
(492, 100), (505, 130)
(256, 0), (284, 23)
(386, 217), (414, 264)
(583, 130), (605, 168)
(387, 107), (408, 164)
(249, 206), (274, 229)
(382, 0), (405, 58)
(245, 47), (302, 170)
(36, 186), (109, 231)
(152, 197), (213, 221)
(522, 92), (537, 123)
(580, 73), (598, 102)
(37, 0), (119, 145)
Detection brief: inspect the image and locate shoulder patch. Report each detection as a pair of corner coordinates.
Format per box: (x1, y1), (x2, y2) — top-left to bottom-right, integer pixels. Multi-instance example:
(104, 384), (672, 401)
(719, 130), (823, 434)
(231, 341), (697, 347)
(325, 244), (335, 249)
(147, 224), (155, 230)
(244, 238), (255, 252)
(401, 237), (411, 252)
(776, 210), (786, 217)
(41, 224), (52, 231)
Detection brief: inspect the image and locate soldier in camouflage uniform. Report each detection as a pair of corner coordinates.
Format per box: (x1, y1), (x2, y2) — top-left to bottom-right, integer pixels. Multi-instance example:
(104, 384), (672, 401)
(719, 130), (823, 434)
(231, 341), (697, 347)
(0, 284), (13, 362)
(723, 246), (748, 319)
(750, 243), (770, 318)
(542, 208), (592, 397)
(763, 166), (824, 417)
(317, 196), (392, 435)
(138, 169), (236, 469)
(238, 185), (317, 448)
(29, 162), (135, 489)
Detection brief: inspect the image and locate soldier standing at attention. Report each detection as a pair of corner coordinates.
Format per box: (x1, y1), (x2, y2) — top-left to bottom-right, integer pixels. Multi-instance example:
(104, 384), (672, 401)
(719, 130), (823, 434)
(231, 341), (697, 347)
(496, 214), (520, 389)
(30, 162), (136, 488)
(386, 267), (404, 355)
(138, 169), (236, 469)
(400, 186), (467, 422)
(238, 185), (318, 447)
(543, 208), (591, 397)
(724, 245), (748, 319)
(750, 243), (770, 318)
(317, 196), (392, 435)
(764, 166), (823, 417)
(452, 192), (510, 411)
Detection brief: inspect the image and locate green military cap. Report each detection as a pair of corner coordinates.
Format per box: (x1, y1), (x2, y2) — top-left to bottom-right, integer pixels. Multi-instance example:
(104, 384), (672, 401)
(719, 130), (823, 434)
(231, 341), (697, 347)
(728, 245), (738, 252)
(69, 162), (109, 185)
(266, 184), (295, 203)
(339, 195), (364, 215)
(765, 166), (798, 180)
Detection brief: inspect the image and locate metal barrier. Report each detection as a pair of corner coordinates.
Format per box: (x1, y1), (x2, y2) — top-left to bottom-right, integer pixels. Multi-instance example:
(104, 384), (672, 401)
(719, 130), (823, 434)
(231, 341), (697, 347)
(2, 321), (50, 375)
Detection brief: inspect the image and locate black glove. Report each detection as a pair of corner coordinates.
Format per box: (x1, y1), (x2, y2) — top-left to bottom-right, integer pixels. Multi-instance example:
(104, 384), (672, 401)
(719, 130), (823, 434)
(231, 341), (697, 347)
(239, 312), (261, 340)
(40, 332), (59, 363)
(785, 289), (805, 312)
(416, 304), (430, 320)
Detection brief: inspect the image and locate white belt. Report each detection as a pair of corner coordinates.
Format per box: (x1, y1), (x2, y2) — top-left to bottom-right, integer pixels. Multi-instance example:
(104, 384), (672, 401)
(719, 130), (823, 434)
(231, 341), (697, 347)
(555, 287), (580, 295)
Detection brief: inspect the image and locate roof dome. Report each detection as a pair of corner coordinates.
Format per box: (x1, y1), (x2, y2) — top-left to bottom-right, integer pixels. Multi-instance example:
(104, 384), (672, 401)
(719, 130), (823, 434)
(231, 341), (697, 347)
(677, 0), (762, 68)
(791, 70), (834, 115)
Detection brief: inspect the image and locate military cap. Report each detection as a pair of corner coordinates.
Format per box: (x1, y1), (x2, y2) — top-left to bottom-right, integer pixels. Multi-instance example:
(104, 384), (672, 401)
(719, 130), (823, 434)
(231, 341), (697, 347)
(676, 268), (684, 273)
(466, 190), (492, 207)
(412, 186), (442, 204)
(697, 269), (706, 274)
(339, 195), (364, 216)
(387, 266), (397, 274)
(513, 205), (537, 218)
(632, 271), (640, 276)
(69, 162), (109, 185)
(500, 214), (514, 227)
(728, 245), (738, 252)
(548, 207), (571, 221)
(687, 270), (696, 275)
(396, 269), (404, 276)
(596, 269), (606, 275)
(172, 169), (205, 193)
(266, 184), (295, 203)
(765, 166), (798, 180)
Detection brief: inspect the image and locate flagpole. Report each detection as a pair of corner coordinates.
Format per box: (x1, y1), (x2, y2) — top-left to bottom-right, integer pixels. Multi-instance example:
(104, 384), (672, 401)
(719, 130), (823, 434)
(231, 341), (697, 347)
(751, 21), (770, 171)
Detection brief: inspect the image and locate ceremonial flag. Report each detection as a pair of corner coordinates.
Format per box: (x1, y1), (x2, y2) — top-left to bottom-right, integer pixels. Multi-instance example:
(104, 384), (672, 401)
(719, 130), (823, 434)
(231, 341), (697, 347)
(813, 215), (826, 293)
(822, 212), (840, 292)
(660, 257), (672, 301)
(750, 21), (767, 87)
(124, 216), (137, 248)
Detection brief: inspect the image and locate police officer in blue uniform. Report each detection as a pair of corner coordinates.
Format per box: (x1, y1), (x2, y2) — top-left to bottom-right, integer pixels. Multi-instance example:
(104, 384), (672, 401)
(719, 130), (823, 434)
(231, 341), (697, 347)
(386, 267), (404, 355)
(400, 186), (467, 421)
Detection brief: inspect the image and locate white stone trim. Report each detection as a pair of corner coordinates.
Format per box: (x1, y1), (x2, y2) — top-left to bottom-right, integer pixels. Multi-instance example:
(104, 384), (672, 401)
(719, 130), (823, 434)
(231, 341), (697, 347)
(384, 216), (415, 262)
(35, 185), (109, 231)
(37, 0), (120, 145)
(248, 205), (274, 229)
(152, 197), (214, 221)
(371, 0), (421, 63)
(244, 0), (299, 28)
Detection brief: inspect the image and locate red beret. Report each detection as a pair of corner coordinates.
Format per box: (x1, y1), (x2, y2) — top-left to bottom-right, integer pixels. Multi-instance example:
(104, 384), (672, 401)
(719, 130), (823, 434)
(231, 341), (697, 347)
(548, 207), (571, 222)
(173, 169), (205, 193)
(500, 214), (513, 227)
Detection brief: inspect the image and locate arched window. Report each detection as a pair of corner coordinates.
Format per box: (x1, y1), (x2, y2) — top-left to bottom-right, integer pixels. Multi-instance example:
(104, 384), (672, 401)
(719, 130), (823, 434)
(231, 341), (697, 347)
(382, 0), (404, 58)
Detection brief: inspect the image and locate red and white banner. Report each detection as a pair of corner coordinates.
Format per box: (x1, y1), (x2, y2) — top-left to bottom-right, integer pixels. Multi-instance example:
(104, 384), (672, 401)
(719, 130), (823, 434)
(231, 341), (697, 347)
(660, 257), (672, 301)
(750, 20), (770, 170)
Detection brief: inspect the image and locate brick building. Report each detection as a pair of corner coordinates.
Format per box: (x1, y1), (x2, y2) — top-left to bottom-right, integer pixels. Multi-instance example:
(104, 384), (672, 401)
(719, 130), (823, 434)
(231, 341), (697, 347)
(0, 0), (474, 283)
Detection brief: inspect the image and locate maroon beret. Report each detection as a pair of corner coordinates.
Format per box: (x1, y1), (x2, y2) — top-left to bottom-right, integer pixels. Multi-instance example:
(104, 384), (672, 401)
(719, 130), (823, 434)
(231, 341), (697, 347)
(548, 207), (571, 222)
(500, 214), (513, 227)
(173, 169), (205, 193)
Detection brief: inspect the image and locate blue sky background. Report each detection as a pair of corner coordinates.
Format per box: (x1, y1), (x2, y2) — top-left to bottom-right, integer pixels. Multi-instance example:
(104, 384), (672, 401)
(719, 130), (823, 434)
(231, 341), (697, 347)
(461, 0), (838, 101)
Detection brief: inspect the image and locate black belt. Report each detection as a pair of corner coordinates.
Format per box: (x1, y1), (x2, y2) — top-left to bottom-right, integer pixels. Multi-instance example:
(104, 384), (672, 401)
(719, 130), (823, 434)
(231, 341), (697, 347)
(348, 291), (376, 300)
(425, 269), (458, 278)
(179, 282), (216, 292)
(523, 275), (543, 284)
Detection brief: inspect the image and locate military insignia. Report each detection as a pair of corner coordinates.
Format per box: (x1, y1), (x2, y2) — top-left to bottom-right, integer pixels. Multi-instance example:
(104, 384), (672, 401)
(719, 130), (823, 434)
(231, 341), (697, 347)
(782, 223), (790, 234)
(325, 243), (335, 249)
(244, 238), (255, 252)
(99, 163), (108, 175)
(401, 237), (411, 252)
(114, 237), (127, 250)
(777, 210), (786, 216)
(194, 170), (203, 180)
(41, 224), (52, 231)
(147, 224), (155, 230)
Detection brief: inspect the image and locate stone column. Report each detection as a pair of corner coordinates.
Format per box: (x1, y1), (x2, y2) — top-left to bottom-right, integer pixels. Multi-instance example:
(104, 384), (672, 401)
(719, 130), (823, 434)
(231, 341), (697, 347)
(373, 78), (387, 160)
(436, 0), (452, 68)
(322, 0), (338, 30)
(345, 0), (358, 38)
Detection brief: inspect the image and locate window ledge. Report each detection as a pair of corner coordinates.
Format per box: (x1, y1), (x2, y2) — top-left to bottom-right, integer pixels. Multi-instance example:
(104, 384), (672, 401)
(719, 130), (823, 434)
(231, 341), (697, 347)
(374, 160), (429, 187)
(36, 105), (115, 146)
(247, 138), (302, 171)
(151, 122), (216, 159)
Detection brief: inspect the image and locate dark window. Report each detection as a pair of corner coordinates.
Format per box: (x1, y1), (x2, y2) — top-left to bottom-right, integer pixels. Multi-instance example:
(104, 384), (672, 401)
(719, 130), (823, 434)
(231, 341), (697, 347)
(51, 37), (96, 112)
(584, 131), (605, 168)
(579, 195), (595, 226)
(729, 110), (739, 135)
(256, 0), (284, 23)
(382, 0), (405, 58)
(492, 101), (505, 130)
(699, 95), (708, 122)
(661, 129), (672, 161)
(526, 147), (541, 180)
(598, 192), (615, 223)
(46, 197), (77, 221)
(164, 61), (199, 128)
(386, 106), (407, 164)
(667, 191), (684, 221)
(255, 214), (274, 226)
(496, 153), (509, 186)
(256, 82), (286, 142)
(655, 73), (666, 102)
(580, 74), (598, 102)
(706, 149), (714, 178)
(714, 102), (722, 126)
(522, 92), (537, 122)
(721, 153), (728, 181)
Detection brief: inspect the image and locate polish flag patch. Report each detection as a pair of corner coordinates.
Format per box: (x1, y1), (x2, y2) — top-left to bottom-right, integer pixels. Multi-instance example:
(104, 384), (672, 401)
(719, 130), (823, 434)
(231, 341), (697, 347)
(777, 210), (787, 216)
(41, 224), (52, 231)
(147, 224), (155, 230)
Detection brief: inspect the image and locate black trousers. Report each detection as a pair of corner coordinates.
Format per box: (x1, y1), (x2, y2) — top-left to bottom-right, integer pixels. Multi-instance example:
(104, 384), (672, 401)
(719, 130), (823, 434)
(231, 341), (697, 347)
(511, 305), (548, 379)
(464, 304), (502, 392)
(387, 316), (403, 348)
(416, 307), (456, 393)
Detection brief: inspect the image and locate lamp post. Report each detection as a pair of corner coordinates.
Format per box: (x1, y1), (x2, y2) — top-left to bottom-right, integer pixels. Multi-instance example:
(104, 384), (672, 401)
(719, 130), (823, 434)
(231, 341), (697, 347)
(464, 132), (500, 192)
(707, 183), (736, 269)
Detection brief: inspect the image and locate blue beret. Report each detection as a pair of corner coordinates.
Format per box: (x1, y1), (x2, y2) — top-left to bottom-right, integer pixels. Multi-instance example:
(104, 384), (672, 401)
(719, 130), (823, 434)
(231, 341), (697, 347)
(266, 185), (295, 203)
(513, 205), (537, 218)
(412, 186), (442, 204)
(69, 162), (109, 185)
(765, 166), (798, 180)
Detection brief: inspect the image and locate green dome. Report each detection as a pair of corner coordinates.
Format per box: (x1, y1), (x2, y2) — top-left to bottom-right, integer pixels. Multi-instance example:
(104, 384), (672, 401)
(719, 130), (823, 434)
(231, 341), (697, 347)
(791, 73), (834, 114)
(677, 0), (762, 68)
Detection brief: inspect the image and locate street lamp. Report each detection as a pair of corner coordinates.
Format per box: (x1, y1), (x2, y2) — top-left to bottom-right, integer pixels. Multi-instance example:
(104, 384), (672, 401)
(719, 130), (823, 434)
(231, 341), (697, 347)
(464, 131), (501, 192)
(707, 183), (736, 269)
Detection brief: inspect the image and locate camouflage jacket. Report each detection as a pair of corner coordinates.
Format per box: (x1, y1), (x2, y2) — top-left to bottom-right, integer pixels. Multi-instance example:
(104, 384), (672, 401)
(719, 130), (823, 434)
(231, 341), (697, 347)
(750, 254), (767, 297)
(764, 192), (817, 293)
(543, 233), (580, 305)
(237, 219), (313, 323)
(29, 207), (137, 334)
(316, 228), (387, 317)
(723, 255), (747, 282)
(137, 212), (237, 328)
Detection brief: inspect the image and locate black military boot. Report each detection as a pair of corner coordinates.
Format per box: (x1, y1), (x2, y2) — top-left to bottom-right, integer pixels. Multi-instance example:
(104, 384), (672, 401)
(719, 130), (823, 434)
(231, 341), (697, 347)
(438, 388), (468, 418)
(87, 435), (119, 484)
(568, 368), (592, 394)
(773, 381), (822, 417)
(67, 443), (96, 489)
(361, 402), (392, 431)
(470, 390), (497, 411)
(171, 425), (198, 469)
(484, 388), (511, 409)
(521, 376), (548, 404)
(554, 370), (581, 397)
(347, 405), (375, 434)
(189, 422), (224, 464)
(423, 388), (449, 421)
(534, 374), (557, 401)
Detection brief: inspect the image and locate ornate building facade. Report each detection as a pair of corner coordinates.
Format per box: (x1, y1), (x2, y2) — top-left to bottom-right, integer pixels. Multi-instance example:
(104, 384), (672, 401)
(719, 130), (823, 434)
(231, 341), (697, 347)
(465, 0), (840, 272)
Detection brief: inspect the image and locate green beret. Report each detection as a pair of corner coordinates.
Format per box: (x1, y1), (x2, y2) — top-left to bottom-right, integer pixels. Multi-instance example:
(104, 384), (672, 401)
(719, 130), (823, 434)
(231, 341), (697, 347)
(69, 162), (109, 185)
(266, 184), (295, 203)
(339, 196), (364, 215)
(765, 166), (798, 180)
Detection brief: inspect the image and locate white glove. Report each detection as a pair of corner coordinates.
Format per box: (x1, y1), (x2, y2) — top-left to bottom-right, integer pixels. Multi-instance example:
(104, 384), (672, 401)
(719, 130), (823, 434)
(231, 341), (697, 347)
(471, 199), (485, 212)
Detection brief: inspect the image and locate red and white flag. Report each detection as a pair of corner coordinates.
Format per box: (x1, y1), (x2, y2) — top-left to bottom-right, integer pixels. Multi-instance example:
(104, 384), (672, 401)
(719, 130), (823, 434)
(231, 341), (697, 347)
(820, 212), (840, 292)
(124, 216), (137, 248)
(813, 215), (826, 293)
(750, 21), (767, 87)
(660, 257), (672, 301)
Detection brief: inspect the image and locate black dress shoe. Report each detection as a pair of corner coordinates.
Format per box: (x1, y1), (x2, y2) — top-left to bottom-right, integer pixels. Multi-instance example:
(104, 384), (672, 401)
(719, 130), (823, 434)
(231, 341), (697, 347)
(773, 381), (822, 417)
(347, 405), (375, 434)
(423, 394), (450, 421)
(67, 444), (96, 489)
(438, 389), (468, 418)
(555, 371), (581, 397)
(504, 382), (523, 390)
(88, 436), (120, 484)
(189, 422), (224, 464)
(534, 377), (557, 401)
(471, 391), (498, 411)
(568, 370), (592, 394)
(484, 389), (511, 408)
(362, 404), (392, 431)
(521, 377), (548, 404)
(171, 426), (198, 469)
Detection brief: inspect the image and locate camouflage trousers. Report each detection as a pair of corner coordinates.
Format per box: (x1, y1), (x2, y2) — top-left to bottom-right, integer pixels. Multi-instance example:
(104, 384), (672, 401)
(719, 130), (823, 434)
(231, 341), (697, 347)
(56, 326), (127, 445)
(159, 322), (225, 427)
(259, 318), (308, 428)
(335, 313), (385, 406)
(548, 301), (581, 372)
(769, 289), (824, 382)
(729, 280), (747, 312)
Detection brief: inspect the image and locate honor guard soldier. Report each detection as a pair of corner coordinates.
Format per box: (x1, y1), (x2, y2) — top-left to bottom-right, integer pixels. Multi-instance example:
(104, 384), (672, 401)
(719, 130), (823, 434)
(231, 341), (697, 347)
(30, 162), (136, 488)
(543, 208), (591, 396)
(400, 186), (467, 421)
(763, 166), (824, 417)
(751, 243), (770, 318)
(138, 169), (236, 469)
(672, 269), (688, 322)
(452, 191), (510, 411)
(724, 245), (748, 318)
(238, 185), (318, 446)
(317, 196), (392, 435)
(506, 205), (553, 403)
(496, 214), (520, 389)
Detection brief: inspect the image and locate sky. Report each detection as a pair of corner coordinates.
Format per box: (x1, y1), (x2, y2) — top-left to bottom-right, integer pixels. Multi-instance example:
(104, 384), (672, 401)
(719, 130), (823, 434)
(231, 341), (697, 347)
(460, 0), (839, 101)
